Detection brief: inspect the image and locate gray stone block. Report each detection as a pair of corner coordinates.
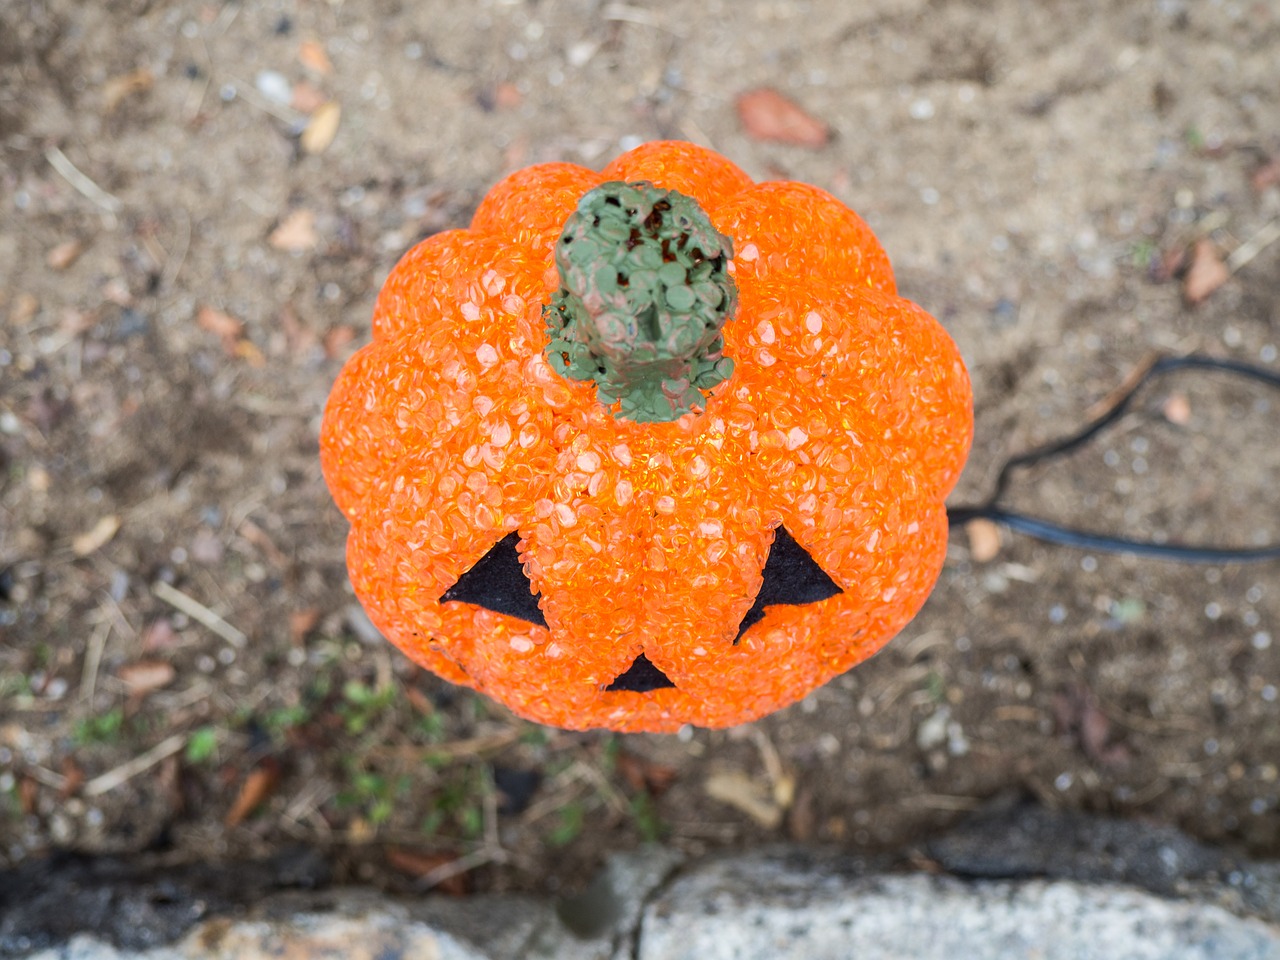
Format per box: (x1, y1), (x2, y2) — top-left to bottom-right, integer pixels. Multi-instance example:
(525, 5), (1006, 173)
(638, 856), (1280, 960)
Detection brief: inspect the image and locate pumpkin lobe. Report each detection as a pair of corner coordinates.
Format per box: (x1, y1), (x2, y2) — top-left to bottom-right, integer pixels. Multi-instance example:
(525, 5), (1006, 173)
(542, 181), (737, 422)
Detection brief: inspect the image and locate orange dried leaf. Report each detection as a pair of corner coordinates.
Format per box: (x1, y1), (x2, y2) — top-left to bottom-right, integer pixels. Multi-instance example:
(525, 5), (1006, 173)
(494, 82), (522, 110)
(141, 618), (178, 651)
(101, 278), (133, 307)
(617, 750), (679, 797)
(72, 515), (121, 556)
(289, 608), (321, 645)
(704, 769), (786, 829)
(269, 209), (318, 253)
(291, 81), (328, 114)
(403, 685), (436, 716)
(9, 293), (39, 326)
(1162, 392), (1192, 426)
(197, 306), (243, 341)
(102, 68), (154, 113)
(966, 518), (1002, 563)
(46, 240), (84, 271)
(736, 88), (831, 147)
(19, 776), (38, 815)
(323, 324), (356, 358)
(385, 847), (470, 895)
(234, 338), (267, 367)
(59, 756), (86, 800)
(118, 660), (176, 696)
(225, 760), (280, 827)
(1251, 156), (1280, 193)
(298, 39), (333, 75)
(301, 101), (341, 154)
(1183, 238), (1229, 304)
(239, 519), (288, 566)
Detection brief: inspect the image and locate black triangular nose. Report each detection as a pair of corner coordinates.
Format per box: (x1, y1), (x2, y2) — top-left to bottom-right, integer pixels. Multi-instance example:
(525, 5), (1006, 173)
(606, 653), (676, 692)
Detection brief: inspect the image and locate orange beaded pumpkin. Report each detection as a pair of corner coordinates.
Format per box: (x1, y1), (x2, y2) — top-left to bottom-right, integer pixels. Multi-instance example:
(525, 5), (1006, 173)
(321, 141), (972, 733)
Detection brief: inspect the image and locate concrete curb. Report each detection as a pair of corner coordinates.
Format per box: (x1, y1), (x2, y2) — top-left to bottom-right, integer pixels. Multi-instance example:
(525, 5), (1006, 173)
(5, 803), (1279, 960)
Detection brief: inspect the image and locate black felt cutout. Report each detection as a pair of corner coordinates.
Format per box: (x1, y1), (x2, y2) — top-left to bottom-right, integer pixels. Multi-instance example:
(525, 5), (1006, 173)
(734, 525), (843, 642)
(440, 532), (548, 628)
(606, 653), (676, 692)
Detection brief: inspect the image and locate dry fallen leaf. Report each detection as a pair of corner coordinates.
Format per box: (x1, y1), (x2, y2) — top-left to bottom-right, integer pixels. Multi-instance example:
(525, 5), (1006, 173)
(234, 338), (266, 367)
(786, 783), (816, 842)
(301, 101), (341, 154)
(157, 753), (184, 815)
(1183, 238), (1229, 304)
(196, 305), (244, 341)
(102, 67), (155, 113)
(141, 618), (178, 652)
(278, 302), (319, 357)
(385, 847), (470, 895)
(346, 817), (376, 844)
(46, 240), (84, 271)
(298, 39), (333, 75)
(616, 749), (679, 798)
(1052, 683), (1130, 769)
(18, 776), (38, 815)
(239, 519), (288, 567)
(1162, 392), (1192, 426)
(323, 324), (356, 358)
(291, 81), (327, 114)
(73, 514), (121, 556)
(59, 756), (86, 800)
(736, 88), (831, 148)
(966, 518), (1002, 563)
(9, 293), (39, 326)
(225, 759), (281, 827)
(1252, 156), (1280, 193)
(290, 608), (321, 646)
(268, 208), (318, 253)
(118, 660), (176, 697)
(704, 769), (787, 830)
(100, 278), (133, 307)
(494, 82), (522, 110)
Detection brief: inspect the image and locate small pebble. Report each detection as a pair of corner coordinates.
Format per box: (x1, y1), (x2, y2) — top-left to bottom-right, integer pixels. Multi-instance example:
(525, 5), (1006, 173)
(255, 70), (292, 106)
(909, 98), (935, 120)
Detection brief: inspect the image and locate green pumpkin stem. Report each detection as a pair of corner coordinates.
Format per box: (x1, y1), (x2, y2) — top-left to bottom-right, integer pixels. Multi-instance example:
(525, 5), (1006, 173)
(542, 181), (738, 423)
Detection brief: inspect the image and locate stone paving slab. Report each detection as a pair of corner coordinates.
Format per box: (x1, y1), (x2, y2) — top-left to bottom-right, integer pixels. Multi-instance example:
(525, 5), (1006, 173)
(7, 804), (1280, 960)
(639, 858), (1280, 960)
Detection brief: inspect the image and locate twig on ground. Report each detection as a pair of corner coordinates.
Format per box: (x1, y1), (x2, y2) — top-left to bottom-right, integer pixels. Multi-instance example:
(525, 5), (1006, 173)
(1227, 218), (1280, 274)
(160, 207), (192, 293)
(83, 733), (188, 797)
(906, 794), (983, 811)
(25, 765), (70, 792)
(1085, 351), (1160, 421)
(44, 146), (123, 214)
(415, 846), (508, 893)
(371, 729), (524, 762)
(152, 580), (247, 647)
(79, 621), (110, 705)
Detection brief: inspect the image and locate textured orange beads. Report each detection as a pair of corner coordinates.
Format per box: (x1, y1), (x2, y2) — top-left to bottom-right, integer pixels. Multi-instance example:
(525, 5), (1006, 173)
(320, 141), (972, 732)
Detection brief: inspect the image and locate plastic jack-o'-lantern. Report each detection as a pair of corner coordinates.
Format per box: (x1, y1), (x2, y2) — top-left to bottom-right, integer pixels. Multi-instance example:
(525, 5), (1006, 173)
(321, 141), (972, 733)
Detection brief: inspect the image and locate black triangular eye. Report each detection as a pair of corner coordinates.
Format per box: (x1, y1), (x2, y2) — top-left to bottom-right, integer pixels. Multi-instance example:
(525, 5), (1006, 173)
(734, 525), (843, 643)
(439, 532), (548, 628)
(606, 653), (676, 692)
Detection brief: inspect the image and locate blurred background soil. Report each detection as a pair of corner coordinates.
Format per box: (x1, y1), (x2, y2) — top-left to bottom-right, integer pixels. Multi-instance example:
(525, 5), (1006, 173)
(1, 0), (1278, 896)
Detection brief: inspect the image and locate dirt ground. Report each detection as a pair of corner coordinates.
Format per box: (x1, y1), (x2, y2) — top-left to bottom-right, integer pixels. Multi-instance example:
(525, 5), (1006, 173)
(2, 0), (1279, 897)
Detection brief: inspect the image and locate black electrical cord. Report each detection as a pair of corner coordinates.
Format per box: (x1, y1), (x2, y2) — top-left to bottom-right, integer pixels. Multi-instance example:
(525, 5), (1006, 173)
(946, 354), (1280, 563)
